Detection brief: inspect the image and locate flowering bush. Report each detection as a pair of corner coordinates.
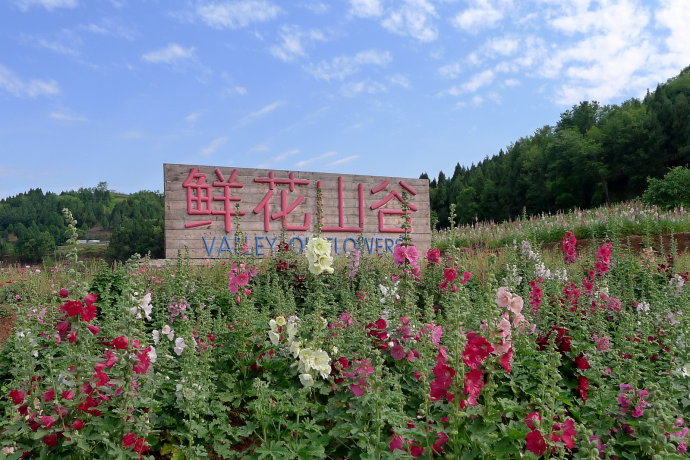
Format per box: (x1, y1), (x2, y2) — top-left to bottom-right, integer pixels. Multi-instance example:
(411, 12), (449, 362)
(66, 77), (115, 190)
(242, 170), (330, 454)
(1, 227), (689, 458)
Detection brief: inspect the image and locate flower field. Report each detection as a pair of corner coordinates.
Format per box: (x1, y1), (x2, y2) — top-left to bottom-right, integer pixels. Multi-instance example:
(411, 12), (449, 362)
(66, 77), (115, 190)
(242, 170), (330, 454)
(1, 228), (690, 459)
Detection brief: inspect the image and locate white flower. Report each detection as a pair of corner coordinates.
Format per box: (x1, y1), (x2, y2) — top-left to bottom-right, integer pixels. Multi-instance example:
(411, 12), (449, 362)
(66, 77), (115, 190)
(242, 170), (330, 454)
(269, 319), (278, 331)
(152, 330), (160, 344)
(680, 363), (690, 377)
(286, 322), (298, 342)
(275, 316), (286, 327)
(139, 293), (153, 320)
(162, 325), (171, 335)
(289, 340), (302, 358)
(299, 373), (314, 387)
(311, 350), (331, 379)
(173, 337), (186, 355)
(298, 348), (315, 373)
(268, 330), (280, 346)
(636, 301), (651, 314)
(148, 346), (158, 363)
(306, 237), (334, 274)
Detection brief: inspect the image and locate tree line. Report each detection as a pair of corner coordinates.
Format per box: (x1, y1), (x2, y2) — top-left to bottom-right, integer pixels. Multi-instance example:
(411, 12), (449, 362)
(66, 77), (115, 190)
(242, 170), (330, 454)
(0, 183), (163, 262)
(422, 65), (690, 227)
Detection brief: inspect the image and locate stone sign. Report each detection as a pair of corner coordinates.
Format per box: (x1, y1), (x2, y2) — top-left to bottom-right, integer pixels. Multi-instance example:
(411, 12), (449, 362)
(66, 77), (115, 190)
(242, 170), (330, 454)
(164, 163), (431, 259)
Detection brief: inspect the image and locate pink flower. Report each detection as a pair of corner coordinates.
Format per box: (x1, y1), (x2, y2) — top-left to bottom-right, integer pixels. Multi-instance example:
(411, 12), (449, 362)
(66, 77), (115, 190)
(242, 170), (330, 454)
(393, 243), (419, 266)
(87, 325), (100, 335)
(71, 419), (85, 430)
(40, 415), (55, 429)
(500, 348), (513, 374)
(389, 434), (405, 452)
(595, 242), (613, 275)
(432, 432), (449, 454)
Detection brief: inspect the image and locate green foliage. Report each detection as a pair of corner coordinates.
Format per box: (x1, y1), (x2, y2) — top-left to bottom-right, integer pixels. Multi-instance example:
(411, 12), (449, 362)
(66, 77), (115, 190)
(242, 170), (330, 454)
(642, 166), (690, 209)
(106, 191), (164, 261)
(430, 66), (690, 228)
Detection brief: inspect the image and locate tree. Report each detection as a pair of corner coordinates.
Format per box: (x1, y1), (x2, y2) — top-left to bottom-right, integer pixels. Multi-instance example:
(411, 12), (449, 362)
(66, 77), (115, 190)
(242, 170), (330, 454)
(642, 166), (690, 209)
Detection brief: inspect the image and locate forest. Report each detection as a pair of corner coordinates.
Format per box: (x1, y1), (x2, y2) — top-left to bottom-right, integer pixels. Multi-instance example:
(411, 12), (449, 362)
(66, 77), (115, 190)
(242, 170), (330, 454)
(423, 65), (690, 227)
(1, 66), (689, 262)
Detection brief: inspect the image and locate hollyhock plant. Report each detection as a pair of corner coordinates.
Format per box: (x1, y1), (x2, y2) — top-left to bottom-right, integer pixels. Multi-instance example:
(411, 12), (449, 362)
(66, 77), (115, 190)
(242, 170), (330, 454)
(462, 332), (494, 369)
(595, 242), (613, 276)
(562, 231), (577, 263)
(393, 242), (419, 266)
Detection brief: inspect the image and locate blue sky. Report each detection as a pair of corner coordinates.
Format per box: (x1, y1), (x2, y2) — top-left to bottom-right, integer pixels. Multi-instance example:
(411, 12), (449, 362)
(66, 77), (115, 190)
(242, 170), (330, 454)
(1, 0), (689, 199)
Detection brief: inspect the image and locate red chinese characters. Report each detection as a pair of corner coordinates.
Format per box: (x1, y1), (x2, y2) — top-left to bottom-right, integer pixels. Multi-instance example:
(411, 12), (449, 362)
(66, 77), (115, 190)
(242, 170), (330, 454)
(253, 171), (311, 232)
(181, 168), (420, 234)
(370, 180), (418, 233)
(182, 168), (245, 232)
(320, 177), (365, 232)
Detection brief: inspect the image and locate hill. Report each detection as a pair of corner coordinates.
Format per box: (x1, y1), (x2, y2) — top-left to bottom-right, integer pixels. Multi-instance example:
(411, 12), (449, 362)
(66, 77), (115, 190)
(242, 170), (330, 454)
(424, 65), (690, 228)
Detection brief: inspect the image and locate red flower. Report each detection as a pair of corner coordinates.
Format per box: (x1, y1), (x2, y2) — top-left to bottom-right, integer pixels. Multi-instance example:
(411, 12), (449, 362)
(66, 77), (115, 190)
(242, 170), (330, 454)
(432, 431), (449, 454)
(43, 388), (55, 402)
(500, 348), (513, 374)
(56, 321), (71, 336)
(122, 433), (137, 448)
(60, 300), (83, 317)
(389, 434), (405, 452)
(68, 330), (77, 343)
(42, 434), (59, 447)
(526, 429), (547, 455)
(87, 325), (100, 335)
(133, 348), (151, 374)
(574, 355), (591, 370)
(84, 293), (98, 306)
(40, 415), (55, 429)
(410, 443), (425, 457)
(577, 376), (589, 401)
(59, 288), (69, 298)
(443, 268), (457, 282)
(8, 389), (26, 405)
(464, 369), (484, 397)
(524, 412), (541, 430)
(93, 371), (109, 386)
(71, 419), (85, 430)
(81, 303), (97, 322)
(61, 390), (75, 400)
(462, 332), (493, 369)
(112, 336), (128, 350)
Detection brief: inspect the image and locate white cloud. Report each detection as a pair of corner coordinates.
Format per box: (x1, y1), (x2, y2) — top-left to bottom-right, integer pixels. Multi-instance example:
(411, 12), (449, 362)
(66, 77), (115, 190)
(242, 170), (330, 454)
(249, 144), (270, 152)
(329, 155), (359, 166)
(504, 78), (520, 87)
(382, 0), (438, 42)
(50, 111), (87, 122)
(438, 62), (462, 79)
(78, 20), (136, 40)
(269, 25), (326, 62)
(273, 148), (300, 162)
(295, 151), (336, 167)
(462, 69), (495, 92)
(340, 79), (387, 97)
(240, 100), (284, 124)
(198, 137), (228, 156)
(301, 1), (329, 14)
(15, 0), (77, 11)
(185, 112), (202, 122)
(349, 0), (383, 18)
(32, 38), (80, 57)
(0, 64), (60, 98)
(308, 49), (392, 81)
(142, 43), (195, 64)
(197, 1), (280, 29)
(388, 74), (411, 88)
(451, 0), (509, 33)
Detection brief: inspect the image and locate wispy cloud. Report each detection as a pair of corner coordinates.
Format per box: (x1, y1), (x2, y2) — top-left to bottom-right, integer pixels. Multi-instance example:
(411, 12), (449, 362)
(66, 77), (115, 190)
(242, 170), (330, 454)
(15, 0), (77, 11)
(451, 0), (510, 33)
(239, 100), (284, 125)
(382, 0), (438, 42)
(273, 148), (300, 162)
(142, 43), (195, 64)
(196, 0), (280, 29)
(185, 112), (202, 122)
(78, 20), (136, 40)
(198, 137), (228, 156)
(0, 64), (60, 98)
(328, 155), (359, 166)
(295, 151), (336, 167)
(308, 49), (391, 81)
(348, 0), (382, 18)
(438, 62), (462, 79)
(269, 25), (326, 62)
(249, 144), (270, 152)
(50, 111), (87, 122)
(340, 79), (387, 97)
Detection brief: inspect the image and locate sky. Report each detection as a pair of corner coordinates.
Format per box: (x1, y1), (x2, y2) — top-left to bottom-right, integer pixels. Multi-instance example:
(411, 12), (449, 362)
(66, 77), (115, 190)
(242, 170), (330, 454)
(1, 0), (689, 199)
